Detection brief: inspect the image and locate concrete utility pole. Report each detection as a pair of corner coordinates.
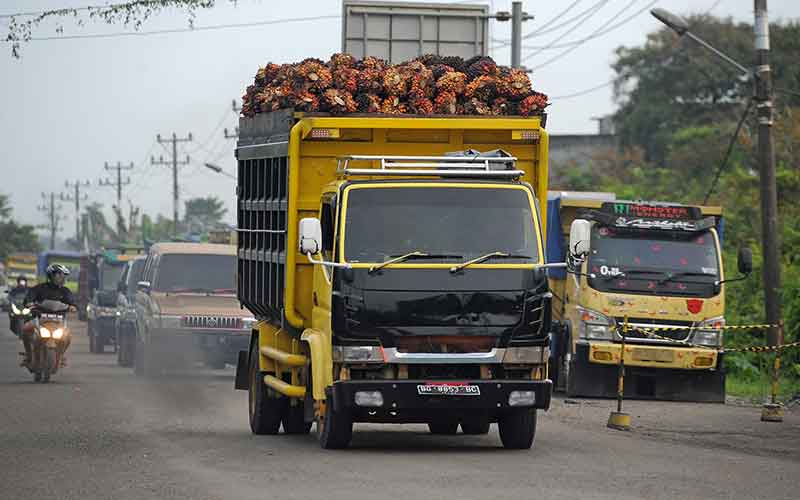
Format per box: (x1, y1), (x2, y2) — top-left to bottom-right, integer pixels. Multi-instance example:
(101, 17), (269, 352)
(153, 133), (193, 236)
(753, 0), (782, 350)
(100, 161), (134, 237)
(62, 179), (89, 243)
(494, 2), (532, 69)
(38, 192), (63, 250)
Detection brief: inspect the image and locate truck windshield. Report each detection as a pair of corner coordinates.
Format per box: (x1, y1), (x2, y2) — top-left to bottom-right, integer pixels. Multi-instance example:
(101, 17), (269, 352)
(587, 225), (720, 297)
(154, 254), (236, 293)
(343, 186), (540, 264)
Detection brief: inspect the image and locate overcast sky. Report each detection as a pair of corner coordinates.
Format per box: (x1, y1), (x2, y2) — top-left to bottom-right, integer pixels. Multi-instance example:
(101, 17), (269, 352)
(1, 0), (798, 235)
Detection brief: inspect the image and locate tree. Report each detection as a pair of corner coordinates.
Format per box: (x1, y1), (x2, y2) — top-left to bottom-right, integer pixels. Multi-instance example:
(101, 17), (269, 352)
(4, 0), (217, 57)
(612, 16), (800, 164)
(183, 196), (227, 233)
(0, 192), (42, 260)
(141, 213), (175, 243)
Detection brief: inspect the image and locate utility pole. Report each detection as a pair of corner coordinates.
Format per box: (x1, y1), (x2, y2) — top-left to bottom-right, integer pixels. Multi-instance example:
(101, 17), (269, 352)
(493, 2), (532, 69)
(153, 132), (193, 236)
(100, 161), (134, 238)
(226, 99), (241, 138)
(754, 0), (781, 351)
(38, 192), (64, 250)
(62, 179), (90, 243)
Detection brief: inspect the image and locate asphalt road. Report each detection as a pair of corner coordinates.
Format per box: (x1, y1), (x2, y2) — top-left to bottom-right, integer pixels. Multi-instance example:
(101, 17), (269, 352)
(1, 315), (798, 500)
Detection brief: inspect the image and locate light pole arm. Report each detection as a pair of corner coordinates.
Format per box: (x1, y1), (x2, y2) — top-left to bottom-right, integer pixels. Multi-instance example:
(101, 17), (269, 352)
(685, 32), (753, 79)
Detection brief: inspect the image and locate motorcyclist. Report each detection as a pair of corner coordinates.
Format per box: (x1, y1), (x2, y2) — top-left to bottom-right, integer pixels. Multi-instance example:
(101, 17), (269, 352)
(21, 264), (77, 367)
(7, 276), (30, 334)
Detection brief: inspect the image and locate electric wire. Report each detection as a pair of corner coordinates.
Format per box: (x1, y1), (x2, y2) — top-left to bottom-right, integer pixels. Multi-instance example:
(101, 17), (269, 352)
(520, 0), (610, 62)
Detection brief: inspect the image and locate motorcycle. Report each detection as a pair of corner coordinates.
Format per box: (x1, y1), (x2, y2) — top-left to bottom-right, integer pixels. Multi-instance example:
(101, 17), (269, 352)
(28, 300), (71, 383)
(8, 288), (31, 337)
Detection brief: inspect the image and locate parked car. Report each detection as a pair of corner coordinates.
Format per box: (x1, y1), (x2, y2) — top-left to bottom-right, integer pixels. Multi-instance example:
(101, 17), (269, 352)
(115, 257), (146, 367)
(134, 243), (255, 376)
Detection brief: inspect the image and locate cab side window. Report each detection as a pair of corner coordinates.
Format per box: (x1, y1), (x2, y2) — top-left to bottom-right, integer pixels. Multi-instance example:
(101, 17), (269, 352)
(321, 200), (335, 261)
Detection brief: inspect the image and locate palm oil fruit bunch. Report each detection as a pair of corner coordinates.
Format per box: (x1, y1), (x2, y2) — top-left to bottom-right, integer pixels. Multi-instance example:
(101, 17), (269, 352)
(240, 53), (548, 117)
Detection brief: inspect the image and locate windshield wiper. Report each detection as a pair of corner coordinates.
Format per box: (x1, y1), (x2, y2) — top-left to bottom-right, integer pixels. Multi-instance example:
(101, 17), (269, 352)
(658, 271), (718, 285)
(369, 251), (428, 274)
(449, 251), (532, 273)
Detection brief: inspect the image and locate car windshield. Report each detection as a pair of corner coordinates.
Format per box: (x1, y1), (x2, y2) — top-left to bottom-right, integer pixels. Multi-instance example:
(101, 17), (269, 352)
(153, 254), (236, 293)
(101, 264), (125, 290)
(343, 186), (540, 263)
(588, 225), (720, 297)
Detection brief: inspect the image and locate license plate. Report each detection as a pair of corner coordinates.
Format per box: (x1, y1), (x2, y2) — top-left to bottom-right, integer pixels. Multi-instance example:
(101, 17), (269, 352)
(632, 348), (674, 362)
(417, 383), (481, 396)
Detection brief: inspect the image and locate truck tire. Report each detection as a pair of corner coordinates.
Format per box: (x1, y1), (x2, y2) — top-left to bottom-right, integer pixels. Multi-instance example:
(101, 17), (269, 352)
(248, 341), (285, 435)
(460, 415), (490, 435)
(428, 420), (459, 435)
(317, 387), (352, 449)
(498, 409), (537, 449)
(282, 402), (312, 435)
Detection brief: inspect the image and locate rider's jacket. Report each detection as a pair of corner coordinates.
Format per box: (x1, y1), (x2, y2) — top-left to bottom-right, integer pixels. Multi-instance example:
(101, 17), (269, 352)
(25, 283), (76, 312)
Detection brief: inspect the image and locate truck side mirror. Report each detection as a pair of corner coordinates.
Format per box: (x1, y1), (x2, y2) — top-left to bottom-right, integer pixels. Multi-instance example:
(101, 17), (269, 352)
(299, 217), (322, 255)
(137, 281), (151, 294)
(569, 219), (591, 257)
(737, 247), (753, 275)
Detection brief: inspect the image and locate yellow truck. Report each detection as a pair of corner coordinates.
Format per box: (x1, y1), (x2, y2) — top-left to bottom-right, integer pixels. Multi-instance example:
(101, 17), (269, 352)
(233, 109), (556, 449)
(5, 253), (38, 283)
(546, 192), (751, 402)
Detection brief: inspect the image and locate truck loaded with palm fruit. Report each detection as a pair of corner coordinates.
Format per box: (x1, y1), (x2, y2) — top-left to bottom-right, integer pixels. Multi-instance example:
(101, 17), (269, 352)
(233, 53), (558, 449)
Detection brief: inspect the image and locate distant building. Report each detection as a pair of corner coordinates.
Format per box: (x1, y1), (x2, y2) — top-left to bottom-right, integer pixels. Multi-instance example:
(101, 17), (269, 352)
(549, 116), (617, 188)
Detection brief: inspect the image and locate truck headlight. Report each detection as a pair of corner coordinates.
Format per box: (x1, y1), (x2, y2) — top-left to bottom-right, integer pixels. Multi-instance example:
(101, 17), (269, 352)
(354, 391), (384, 407)
(333, 345), (383, 363)
(576, 307), (615, 340)
(693, 316), (724, 347)
(508, 390), (536, 407)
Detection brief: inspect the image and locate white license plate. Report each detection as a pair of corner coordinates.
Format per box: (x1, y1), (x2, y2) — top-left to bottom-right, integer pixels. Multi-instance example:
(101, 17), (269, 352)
(417, 383), (481, 396)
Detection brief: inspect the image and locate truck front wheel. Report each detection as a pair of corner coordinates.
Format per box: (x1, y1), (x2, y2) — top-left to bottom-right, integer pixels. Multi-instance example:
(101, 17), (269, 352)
(317, 387), (352, 449)
(460, 415), (490, 435)
(498, 409), (537, 449)
(248, 341), (284, 435)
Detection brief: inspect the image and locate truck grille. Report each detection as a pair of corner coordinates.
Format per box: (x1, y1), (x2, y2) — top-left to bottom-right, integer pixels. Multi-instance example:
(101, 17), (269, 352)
(181, 315), (241, 330)
(615, 317), (694, 342)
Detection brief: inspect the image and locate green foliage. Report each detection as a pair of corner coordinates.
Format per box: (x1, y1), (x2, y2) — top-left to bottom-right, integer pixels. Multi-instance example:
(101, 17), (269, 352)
(140, 213), (175, 243)
(184, 196), (227, 233)
(0, 193), (42, 260)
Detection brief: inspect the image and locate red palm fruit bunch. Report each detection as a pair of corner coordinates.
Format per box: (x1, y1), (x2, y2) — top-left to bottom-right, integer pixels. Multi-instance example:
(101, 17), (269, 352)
(383, 66), (407, 97)
(257, 82), (293, 112)
(333, 66), (359, 94)
(464, 97), (492, 115)
(439, 55), (466, 72)
(496, 68), (531, 99)
(435, 71), (467, 96)
(330, 52), (357, 70)
(409, 95), (434, 114)
(356, 93), (382, 113)
(465, 75), (497, 101)
(433, 91), (459, 115)
(430, 64), (454, 80)
(464, 56), (498, 80)
(518, 92), (549, 116)
(491, 97), (517, 116)
(294, 60), (332, 92)
(416, 53), (443, 67)
(380, 96), (408, 115)
(356, 56), (386, 94)
(321, 88), (357, 114)
(293, 90), (320, 112)
(255, 63), (282, 86)
(404, 61), (434, 99)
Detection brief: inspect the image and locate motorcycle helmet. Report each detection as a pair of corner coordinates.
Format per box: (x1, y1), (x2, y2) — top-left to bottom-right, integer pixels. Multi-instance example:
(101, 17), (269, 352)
(16, 275), (27, 287)
(46, 263), (70, 286)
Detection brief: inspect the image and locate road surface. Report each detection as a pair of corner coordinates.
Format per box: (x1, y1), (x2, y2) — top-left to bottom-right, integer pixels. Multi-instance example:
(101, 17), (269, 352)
(1, 315), (797, 500)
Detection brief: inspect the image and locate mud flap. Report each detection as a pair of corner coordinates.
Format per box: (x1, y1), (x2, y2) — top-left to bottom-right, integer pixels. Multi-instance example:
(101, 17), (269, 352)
(568, 343), (726, 403)
(234, 350), (249, 390)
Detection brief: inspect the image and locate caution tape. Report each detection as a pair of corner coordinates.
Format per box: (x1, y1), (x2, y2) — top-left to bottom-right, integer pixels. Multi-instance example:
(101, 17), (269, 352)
(722, 341), (800, 354)
(620, 323), (779, 333)
(614, 326), (800, 354)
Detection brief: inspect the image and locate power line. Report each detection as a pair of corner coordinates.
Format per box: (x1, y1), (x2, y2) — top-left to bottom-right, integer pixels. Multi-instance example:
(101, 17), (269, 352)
(7, 14), (340, 42)
(521, 0), (609, 62)
(703, 97), (754, 204)
(528, 0), (658, 69)
(494, 0), (606, 47)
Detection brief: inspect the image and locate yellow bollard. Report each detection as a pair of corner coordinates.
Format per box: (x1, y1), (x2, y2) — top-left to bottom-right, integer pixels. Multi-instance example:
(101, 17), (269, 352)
(608, 316), (631, 431)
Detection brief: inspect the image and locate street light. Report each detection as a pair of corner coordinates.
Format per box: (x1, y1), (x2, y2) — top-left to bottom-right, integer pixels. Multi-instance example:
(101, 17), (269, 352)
(650, 8), (751, 78)
(204, 163), (236, 180)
